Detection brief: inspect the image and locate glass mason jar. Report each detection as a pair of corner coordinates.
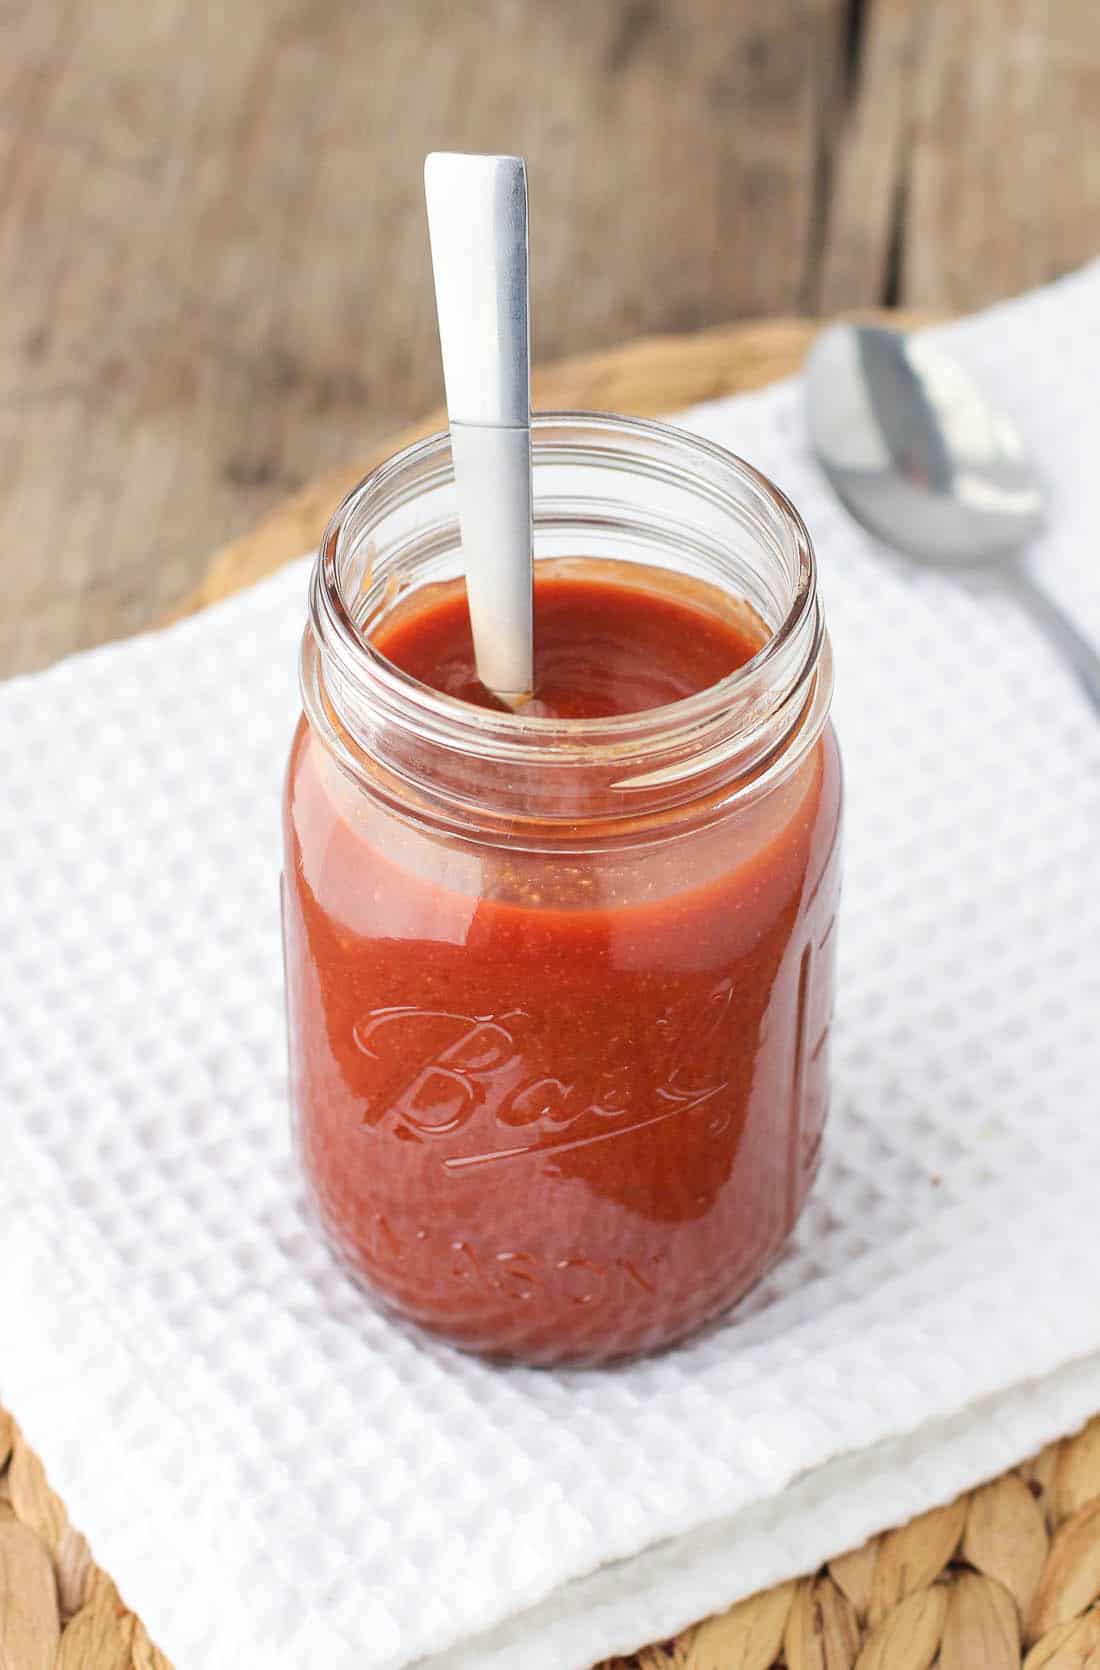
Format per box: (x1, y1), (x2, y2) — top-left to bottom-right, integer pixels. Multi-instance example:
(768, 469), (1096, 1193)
(282, 413), (842, 1366)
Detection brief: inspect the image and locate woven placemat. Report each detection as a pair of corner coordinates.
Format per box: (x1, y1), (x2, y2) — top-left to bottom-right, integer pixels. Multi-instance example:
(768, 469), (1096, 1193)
(4, 1401), (1100, 1668)
(12, 309), (1100, 1669)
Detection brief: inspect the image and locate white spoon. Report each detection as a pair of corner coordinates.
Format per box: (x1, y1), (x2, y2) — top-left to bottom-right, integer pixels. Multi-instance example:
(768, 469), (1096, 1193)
(424, 152), (533, 706)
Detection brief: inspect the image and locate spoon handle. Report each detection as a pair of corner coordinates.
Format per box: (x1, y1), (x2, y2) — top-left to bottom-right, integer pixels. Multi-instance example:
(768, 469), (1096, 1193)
(1006, 566), (1100, 717)
(424, 153), (533, 701)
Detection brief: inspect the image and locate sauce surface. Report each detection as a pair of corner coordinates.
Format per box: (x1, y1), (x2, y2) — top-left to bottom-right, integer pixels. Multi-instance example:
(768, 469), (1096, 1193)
(376, 572), (761, 716)
(283, 568), (842, 1362)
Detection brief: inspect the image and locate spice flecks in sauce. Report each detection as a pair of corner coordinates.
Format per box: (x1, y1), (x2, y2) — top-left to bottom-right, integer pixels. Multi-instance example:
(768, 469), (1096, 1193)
(283, 568), (841, 1361)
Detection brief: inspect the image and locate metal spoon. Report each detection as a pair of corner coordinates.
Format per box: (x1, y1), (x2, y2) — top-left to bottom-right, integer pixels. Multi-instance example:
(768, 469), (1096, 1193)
(805, 323), (1100, 715)
(424, 152), (533, 705)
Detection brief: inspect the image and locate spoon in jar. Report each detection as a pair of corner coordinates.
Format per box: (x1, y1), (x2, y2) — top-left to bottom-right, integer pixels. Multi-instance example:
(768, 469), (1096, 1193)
(805, 323), (1100, 715)
(424, 152), (534, 707)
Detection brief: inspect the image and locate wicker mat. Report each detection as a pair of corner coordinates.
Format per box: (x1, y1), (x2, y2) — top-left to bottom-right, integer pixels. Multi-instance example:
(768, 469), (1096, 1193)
(4, 1402), (1100, 1668)
(9, 312), (1099, 1670)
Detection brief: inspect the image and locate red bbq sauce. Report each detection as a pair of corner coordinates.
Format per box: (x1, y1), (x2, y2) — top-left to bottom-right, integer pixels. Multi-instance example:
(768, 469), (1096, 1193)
(377, 573), (762, 717)
(283, 567), (841, 1362)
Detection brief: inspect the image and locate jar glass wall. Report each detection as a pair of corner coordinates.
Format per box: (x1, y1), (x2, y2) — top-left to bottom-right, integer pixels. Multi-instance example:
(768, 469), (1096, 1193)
(282, 414), (842, 1365)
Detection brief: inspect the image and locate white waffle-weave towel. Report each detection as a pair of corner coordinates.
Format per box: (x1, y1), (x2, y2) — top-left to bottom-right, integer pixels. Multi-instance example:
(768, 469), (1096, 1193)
(3, 265), (1100, 1670)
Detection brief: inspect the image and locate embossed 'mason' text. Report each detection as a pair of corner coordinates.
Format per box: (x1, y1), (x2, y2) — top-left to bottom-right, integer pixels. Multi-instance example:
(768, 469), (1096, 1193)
(363, 1210), (666, 1306)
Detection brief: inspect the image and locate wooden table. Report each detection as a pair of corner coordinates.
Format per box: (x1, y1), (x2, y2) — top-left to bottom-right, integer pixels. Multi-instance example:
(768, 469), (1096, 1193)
(3, 0), (1098, 676)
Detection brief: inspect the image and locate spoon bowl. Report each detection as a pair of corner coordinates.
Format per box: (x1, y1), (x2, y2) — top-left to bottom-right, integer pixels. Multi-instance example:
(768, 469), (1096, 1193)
(805, 322), (1100, 712)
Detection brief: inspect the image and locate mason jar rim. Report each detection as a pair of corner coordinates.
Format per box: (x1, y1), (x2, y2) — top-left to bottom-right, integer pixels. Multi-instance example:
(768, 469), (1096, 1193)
(299, 410), (834, 839)
(309, 411), (822, 764)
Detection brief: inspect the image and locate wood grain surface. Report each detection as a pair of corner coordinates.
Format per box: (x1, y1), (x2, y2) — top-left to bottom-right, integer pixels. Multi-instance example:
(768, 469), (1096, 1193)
(3, 0), (1099, 675)
(175, 314), (832, 614)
